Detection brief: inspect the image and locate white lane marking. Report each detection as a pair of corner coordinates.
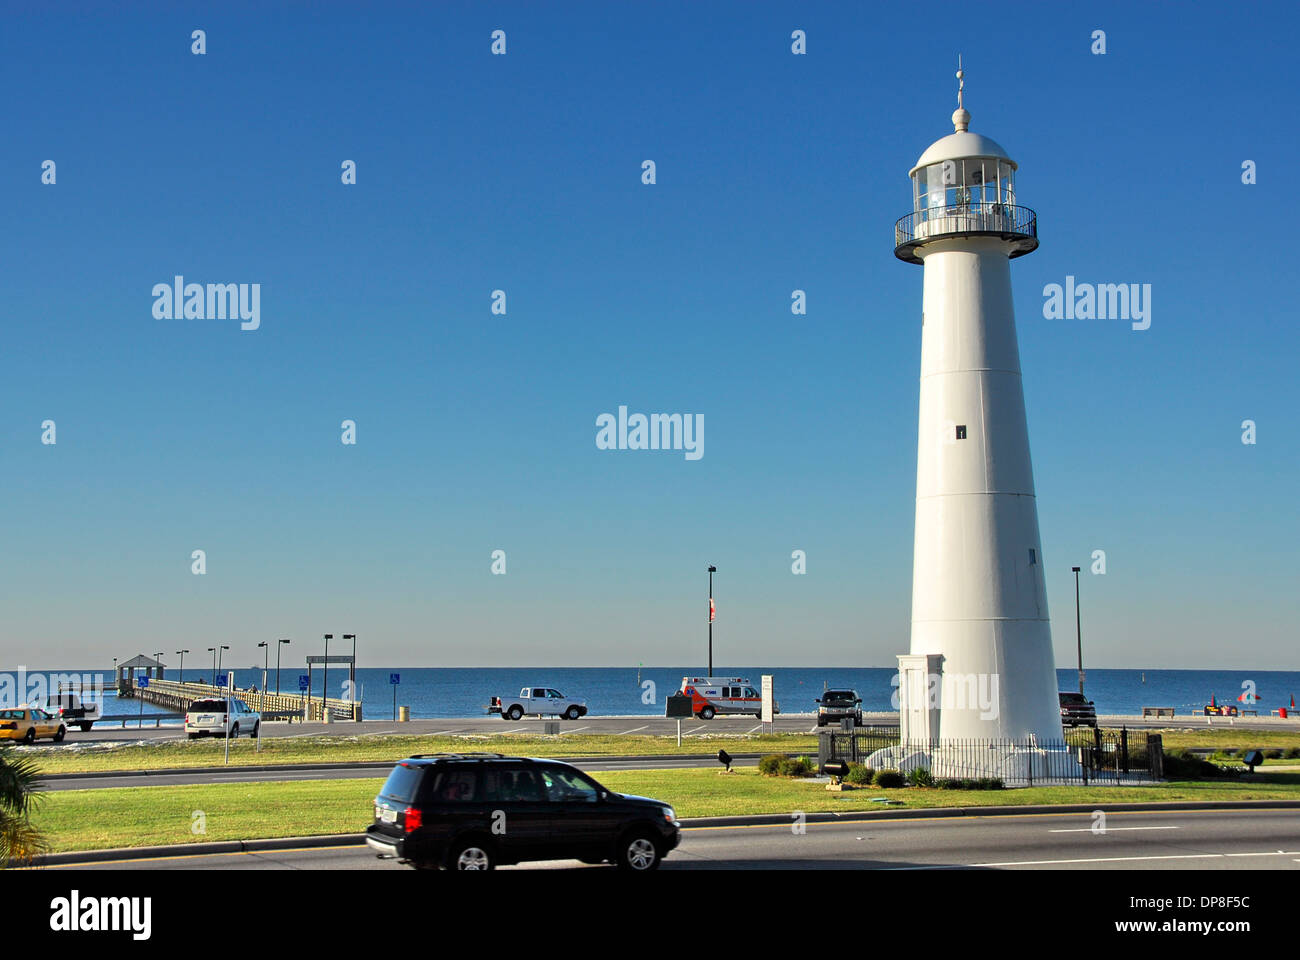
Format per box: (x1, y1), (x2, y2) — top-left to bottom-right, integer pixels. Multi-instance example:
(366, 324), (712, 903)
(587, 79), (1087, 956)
(747, 724), (762, 733)
(621, 725), (649, 734)
(501, 726), (527, 733)
(682, 726), (706, 736)
(559, 726), (590, 735)
(1048, 826), (1180, 833)
(429, 730), (453, 736)
(969, 850), (1300, 867)
(807, 726), (818, 733)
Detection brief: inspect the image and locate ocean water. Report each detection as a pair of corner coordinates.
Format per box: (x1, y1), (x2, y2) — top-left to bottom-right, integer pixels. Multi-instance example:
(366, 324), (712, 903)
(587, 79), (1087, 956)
(27, 666), (1300, 721)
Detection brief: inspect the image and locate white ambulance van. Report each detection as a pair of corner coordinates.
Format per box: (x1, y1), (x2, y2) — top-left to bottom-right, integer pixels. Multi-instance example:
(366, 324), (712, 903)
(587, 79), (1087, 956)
(679, 677), (773, 719)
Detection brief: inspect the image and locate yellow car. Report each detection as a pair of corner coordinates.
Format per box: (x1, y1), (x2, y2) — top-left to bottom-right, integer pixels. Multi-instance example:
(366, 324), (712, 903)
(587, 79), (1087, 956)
(0, 706), (68, 744)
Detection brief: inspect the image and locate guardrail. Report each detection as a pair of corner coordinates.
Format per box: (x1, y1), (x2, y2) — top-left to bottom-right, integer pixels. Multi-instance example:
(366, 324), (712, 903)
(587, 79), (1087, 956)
(894, 202), (1038, 262)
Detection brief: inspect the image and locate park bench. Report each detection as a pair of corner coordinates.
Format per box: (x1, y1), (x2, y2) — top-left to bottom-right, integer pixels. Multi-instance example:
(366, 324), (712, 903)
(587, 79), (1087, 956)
(1141, 707), (1175, 718)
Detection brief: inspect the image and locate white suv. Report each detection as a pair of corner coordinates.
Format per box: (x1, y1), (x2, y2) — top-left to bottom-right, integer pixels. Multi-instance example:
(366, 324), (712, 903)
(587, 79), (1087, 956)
(185, 697), (260, 739)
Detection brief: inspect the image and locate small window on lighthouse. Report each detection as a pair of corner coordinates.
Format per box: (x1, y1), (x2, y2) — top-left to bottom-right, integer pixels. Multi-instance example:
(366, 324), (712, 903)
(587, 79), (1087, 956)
(955, 424), (967, 440)
(1029, 548), (1037, 565)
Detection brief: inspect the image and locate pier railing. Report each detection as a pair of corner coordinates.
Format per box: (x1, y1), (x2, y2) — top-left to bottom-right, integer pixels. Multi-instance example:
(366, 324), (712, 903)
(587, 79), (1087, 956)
(119, 676), (361, 721)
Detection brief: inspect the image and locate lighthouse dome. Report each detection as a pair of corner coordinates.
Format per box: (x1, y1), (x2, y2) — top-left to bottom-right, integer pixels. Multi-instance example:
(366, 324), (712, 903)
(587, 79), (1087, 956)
(910, 131), (1016, 177)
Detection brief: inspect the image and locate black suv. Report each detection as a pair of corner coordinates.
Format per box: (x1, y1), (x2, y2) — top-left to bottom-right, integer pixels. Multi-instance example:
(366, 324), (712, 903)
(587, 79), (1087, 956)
(815, 689), (863, 727)
(365, 753), (681, 871)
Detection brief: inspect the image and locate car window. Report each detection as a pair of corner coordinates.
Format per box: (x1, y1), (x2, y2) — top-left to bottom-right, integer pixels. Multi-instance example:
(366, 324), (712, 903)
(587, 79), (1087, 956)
(481, 768), (544, 803)
(379, 763), (425, 804)
(0, 710), (22, 720)
(191, 700), (227, 712)
(533, 689), (547, 698)
(745, 688), (757, 698)
(538, 768), (599, 803)
(430, 769), (479, 803)
(547, 689), (562, 699)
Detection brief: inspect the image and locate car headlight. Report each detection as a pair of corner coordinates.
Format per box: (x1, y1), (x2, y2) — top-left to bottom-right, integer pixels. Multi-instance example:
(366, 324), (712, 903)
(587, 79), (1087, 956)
(662, 806), (676, 823)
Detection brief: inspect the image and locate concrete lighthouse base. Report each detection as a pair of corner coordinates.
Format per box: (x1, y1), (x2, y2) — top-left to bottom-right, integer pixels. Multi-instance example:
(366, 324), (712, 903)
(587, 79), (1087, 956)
(865, 741), (1083, 785)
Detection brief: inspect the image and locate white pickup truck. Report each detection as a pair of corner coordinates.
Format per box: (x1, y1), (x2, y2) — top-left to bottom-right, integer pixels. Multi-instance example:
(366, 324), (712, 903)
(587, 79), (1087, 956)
(488, 686), (589, 721)
(43, 692), (102, 731)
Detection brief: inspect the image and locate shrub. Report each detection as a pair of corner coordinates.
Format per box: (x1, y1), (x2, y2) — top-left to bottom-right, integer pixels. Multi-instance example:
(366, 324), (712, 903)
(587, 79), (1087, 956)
(937, 778), (964, 790)
(907, 767), (934, 787)
(960, 778), (982, 790)
(1286, 747), (1300, 760)
(781, 756), (815, 778)
(977, 777), (1004, 790)
(758, 754), (785, 776)
(1265, 749), (1283, 760)
(845, 763), (875, 785)
(1163, 749), (1242, 780)
(873, 769), (904, 788)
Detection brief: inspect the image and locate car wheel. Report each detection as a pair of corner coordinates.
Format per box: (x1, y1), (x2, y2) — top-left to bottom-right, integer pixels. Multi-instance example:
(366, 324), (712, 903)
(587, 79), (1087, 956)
(23, 728), (36, 744)
(565, 706), (581, 720)
(187, 733), (198, 740)
(230, 723), (239, 738)
(80, 722), (93, 732)
(507, 706), (523, 721)
(816, 718), (825, 727)
(250, 722), (259, 738)
(617, 830), (661, 872)
(447, 838), (494, 871)
(700, 707), (715, 720)
(54, 726), (66, 743)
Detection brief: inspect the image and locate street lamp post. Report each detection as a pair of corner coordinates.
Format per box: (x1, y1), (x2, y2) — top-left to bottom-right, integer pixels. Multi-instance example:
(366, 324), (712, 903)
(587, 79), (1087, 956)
(217, 645), (229, 688)
(257, 642), (268, 710)
(276, 639), (290, 695)
(1072, 566), (1084, 695)
(707, 565), (717, 675)
(323, 634), (333, 722)
(176, 650), (188, 684)
(343, 634), (357, 722)
(208, 647), (217, 686)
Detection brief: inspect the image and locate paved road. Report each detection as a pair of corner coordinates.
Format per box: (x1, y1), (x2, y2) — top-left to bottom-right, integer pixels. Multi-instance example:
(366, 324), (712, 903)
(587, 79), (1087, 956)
(50, 712), (1300, 745)
(45, 809), (1300, 870)
(42, 754), (765, 791)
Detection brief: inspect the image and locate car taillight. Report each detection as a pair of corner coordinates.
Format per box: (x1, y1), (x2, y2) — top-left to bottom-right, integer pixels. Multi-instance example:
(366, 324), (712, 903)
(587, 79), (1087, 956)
(403, 807), (422, 833)
(223, 714), (228, 723)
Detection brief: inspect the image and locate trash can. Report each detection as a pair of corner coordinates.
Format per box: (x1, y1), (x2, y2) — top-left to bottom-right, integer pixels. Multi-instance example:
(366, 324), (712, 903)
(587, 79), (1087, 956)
(1281, 708), (1288, 719)
(398, 705), (410, 722)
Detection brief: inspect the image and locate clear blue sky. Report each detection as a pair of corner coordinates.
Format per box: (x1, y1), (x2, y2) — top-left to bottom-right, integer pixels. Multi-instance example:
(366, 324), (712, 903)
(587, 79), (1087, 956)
(2, 1), (1296, 670)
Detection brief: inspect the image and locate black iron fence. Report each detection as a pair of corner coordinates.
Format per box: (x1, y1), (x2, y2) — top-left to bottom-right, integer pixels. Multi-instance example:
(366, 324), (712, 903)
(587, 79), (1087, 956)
(818, 726), (1162, 787)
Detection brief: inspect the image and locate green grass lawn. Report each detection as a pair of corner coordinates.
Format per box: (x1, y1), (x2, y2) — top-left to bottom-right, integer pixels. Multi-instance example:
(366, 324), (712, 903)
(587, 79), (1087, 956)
(20, 725), (1300, 778)
(25, 732), (824, 775)
(33, 767), (1300, 853)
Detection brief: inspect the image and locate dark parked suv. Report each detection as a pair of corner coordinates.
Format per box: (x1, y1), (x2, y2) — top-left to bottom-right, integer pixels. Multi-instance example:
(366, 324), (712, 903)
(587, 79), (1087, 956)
(1059, 692), (1097, 728)
(815, 689), (863, 727)
(365, 753), (681, 871)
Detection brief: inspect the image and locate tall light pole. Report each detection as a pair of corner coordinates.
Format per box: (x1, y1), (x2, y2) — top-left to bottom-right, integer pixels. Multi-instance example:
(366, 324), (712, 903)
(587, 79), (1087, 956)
(276, 638), (290, 695)
(1072, 566), (1084, 695)
(707, 565), (717, 675)
(208, 647), (217, 685)
(176, 649), (188, 684)
(323, 634), (333, 720)
(257, 641), (268, 707)
(154, 652), (164, 683)
(216, 645), (229, 687)
(343, 634), (357, 720)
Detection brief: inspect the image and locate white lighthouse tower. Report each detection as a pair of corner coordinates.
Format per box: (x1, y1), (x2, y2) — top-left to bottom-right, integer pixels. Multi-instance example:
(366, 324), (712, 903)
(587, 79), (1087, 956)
(892, 66), (1062, 749)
